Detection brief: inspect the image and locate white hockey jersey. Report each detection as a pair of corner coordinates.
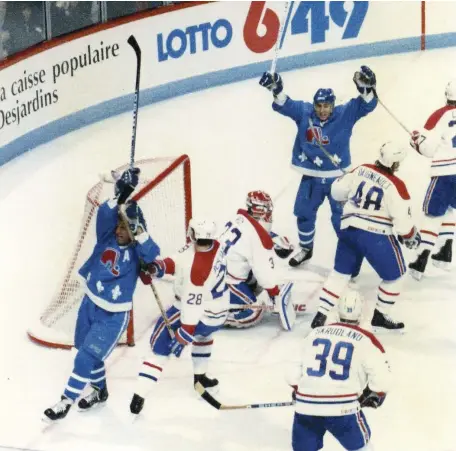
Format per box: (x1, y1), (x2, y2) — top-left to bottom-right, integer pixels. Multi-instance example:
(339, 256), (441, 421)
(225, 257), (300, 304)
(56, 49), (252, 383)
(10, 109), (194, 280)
(418, 105), (456, 176)
(332, 164), (414, 237)
(163, 241), (230, 328)
(289, 323), (391, 416)
(220, 209), (279, 290)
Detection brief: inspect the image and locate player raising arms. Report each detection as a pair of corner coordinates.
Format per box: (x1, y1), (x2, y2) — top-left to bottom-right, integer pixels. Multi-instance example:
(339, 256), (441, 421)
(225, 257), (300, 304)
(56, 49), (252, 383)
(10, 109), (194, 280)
(310, 142), (420, 331)
(408, 80), (456, 280)
(259, 66), (378, 268)
(129, 219), (229, 415)
(289, 290), (391, 451)
(44, 167), (160, 421)
(222, 190), (295, 330)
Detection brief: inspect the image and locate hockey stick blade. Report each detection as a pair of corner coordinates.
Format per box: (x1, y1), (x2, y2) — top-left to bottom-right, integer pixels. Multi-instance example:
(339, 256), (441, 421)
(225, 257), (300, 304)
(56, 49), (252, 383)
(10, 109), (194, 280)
(195, 382), (295, 410)
(127, 35), (141, 57)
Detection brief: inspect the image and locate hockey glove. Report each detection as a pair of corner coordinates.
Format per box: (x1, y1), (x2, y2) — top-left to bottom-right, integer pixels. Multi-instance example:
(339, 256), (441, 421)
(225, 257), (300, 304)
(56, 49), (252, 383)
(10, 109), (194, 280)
(398, 226), (421, 250)
(270, 232), (294, 259)
(358, 386), (386, 409)
(115, 167), (140, 204)
(410, 130), (427, 153)
(353, 65), (376, 95)
(148, 260), (166, 278)
(169, 326), (194, 358)
(259, 72), (284, 96)
(266, 285), (280, 307)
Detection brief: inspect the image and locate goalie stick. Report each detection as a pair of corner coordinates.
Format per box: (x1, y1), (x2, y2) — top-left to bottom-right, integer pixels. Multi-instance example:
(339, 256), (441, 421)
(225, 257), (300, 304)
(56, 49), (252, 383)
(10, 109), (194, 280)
(127, 35), (141, 168)
(195, 382), (294, 410)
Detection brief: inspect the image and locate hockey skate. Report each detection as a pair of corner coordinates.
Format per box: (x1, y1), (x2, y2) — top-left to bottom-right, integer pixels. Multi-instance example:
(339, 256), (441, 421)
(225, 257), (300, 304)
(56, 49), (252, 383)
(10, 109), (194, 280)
(310, 312), (327, 329)
(289, 247), (313, 267)
(409, 249), (430, 281)
(431, 239), (453, 270)
(194, 373), (219, 395)
(43, 396), (72, 421)
(78, 385), (109, 411)
(371, 309), (404, 333)
(130, 393), (145, 415)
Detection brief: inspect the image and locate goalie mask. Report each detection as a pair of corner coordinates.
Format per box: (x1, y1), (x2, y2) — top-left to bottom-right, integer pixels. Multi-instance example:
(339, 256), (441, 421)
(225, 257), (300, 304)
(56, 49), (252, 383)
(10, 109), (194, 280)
(187, 218), (217, 243)
(246, 191), (273, 231)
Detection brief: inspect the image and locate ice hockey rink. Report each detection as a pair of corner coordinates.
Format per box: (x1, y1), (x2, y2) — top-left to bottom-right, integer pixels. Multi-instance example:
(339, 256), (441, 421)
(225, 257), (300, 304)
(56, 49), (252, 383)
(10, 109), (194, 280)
(1, 47), (456, 451)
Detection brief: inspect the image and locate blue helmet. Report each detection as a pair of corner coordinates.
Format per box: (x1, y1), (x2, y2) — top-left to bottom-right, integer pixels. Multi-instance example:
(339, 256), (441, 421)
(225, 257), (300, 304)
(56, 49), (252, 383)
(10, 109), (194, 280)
(313, 88), (336, 105)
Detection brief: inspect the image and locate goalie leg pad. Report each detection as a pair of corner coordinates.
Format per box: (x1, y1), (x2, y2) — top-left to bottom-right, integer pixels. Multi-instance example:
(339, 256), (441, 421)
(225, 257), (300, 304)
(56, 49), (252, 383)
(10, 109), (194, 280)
(226, 282), (264, 328)
(277, 282), (296, 331)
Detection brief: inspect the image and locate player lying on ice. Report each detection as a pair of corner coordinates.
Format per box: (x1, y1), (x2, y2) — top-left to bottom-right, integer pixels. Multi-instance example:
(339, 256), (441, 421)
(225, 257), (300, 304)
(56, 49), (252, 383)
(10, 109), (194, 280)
(44, 167), (160, 421)
(129, 219), (230, 415)
(289, 289), (391, 451)
(221, 190), (295, 330)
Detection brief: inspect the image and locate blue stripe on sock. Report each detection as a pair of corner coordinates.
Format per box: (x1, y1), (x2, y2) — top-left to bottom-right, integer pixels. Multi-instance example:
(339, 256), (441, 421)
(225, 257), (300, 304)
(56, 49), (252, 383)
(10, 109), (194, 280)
(139, 372), (157, 382)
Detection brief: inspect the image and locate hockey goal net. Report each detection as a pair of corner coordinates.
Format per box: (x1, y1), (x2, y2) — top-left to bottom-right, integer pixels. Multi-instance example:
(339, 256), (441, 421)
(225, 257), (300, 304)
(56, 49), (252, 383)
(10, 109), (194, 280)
(28, 155), (192, 349)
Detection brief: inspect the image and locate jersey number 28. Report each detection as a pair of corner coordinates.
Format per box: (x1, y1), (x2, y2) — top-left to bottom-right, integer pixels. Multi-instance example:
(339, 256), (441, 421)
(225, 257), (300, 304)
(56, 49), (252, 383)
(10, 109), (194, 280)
(307, 338), (354, 381)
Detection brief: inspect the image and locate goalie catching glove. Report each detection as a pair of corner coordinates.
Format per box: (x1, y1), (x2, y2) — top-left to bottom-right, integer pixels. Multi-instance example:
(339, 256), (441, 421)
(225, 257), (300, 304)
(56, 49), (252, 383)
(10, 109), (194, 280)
(270, 232), (294, 259)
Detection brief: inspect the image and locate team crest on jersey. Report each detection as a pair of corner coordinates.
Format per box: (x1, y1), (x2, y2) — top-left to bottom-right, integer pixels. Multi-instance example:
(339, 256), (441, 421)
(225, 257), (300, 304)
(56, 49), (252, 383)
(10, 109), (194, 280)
(306, 126), (330, 146)
(100, 248), (120, 276)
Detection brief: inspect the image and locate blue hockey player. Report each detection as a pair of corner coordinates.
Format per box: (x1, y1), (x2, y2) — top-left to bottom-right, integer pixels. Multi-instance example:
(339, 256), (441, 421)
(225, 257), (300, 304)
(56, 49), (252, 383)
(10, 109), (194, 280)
(259, 66), (378, 267)
(44, 167), (160, 421)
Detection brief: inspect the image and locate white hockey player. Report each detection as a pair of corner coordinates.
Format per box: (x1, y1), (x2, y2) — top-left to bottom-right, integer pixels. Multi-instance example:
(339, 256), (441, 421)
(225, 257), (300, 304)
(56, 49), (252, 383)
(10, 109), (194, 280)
(289, 290), (391, 451)
(221, 190), (295, 330)
(310, 142), (420, 331)
(409, 80), (456, 280)
(129, 219), (229, 415)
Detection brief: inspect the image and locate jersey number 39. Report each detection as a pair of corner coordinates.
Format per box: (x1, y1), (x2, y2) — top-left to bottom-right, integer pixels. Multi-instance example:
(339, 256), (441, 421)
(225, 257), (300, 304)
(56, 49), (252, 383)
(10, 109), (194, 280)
(307, 338), (354, 381)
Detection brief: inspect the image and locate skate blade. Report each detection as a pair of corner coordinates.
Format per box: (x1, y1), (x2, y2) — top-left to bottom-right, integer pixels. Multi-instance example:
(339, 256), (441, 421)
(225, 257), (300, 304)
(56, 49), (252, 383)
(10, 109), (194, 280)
(431, 260), (452, 270)
(409, 269), (424, 281)
(77, 402), (107, 413)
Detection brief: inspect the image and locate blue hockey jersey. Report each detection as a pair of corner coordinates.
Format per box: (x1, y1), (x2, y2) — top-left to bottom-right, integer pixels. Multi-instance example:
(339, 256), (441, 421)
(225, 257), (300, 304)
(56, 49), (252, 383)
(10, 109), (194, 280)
(272, 95), (377, 178)
(79, 200), (160, 312)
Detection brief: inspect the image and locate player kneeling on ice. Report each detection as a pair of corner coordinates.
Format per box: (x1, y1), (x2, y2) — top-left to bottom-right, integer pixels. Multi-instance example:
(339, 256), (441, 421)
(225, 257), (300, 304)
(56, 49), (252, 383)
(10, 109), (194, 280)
(289, 290), (391, 451)
(44, 167), (160, 421)
(221, 190), (295, 330)
(310, 142), (420, 332)
(129, 219), (229, 415)
(408, 80), (456, 280)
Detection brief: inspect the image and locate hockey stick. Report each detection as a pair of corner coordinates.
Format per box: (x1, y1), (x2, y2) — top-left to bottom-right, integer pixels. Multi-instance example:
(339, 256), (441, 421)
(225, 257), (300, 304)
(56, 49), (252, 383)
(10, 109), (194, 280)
(372, 88), (412, 136)
(270, 1), (294, 74)
(229, 303), (306, 312)
(127, 35), (141, 168)
(308, 118), (348, 174)
(118, 207), (175, 339)
(195, 382), (294, 410)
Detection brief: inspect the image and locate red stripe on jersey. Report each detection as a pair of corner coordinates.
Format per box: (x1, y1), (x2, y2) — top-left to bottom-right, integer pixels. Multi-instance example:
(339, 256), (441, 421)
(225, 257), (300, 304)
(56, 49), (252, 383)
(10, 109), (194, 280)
(424, 105), (456, 130)
(331, 323), (385, 353)
(362, 164), (410, 200)
(164, 257), (175, 275)
(421, 230), (438, 237)
(442, 223), (456, 227)
(190, 240), (220, 286)
(237, 209), (274, 250)
(297, 392), (358, 398)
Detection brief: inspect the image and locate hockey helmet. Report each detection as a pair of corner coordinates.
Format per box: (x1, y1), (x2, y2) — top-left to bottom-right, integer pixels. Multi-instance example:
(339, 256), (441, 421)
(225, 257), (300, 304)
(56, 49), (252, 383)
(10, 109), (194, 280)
(246, 190), (273, 224)
(313, 88), (336, 106)
(187, 218), (218, 242)
(445, 79), (456, 103)
(378, 141), (407, 169)
(338, 289), (363, 323)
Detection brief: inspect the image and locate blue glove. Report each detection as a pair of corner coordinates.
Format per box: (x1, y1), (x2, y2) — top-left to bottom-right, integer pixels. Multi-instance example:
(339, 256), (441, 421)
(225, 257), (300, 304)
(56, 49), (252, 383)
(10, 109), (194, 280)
(353, 66), (376, 95)
(169, 326), (194, 358)
(115, 167), (140, 204)
(398, 226), (421, 250)
(259, 72), (283, 96)
(124, 200), (147, 234)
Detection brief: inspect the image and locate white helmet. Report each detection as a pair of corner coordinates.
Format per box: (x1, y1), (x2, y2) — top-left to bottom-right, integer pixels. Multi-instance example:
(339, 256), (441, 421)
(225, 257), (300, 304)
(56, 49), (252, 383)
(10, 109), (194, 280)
(445, 79), (456, 102)
(187, 218), (217, 242)
(338, 289), (363, 323)
(378, 141), (407, 168)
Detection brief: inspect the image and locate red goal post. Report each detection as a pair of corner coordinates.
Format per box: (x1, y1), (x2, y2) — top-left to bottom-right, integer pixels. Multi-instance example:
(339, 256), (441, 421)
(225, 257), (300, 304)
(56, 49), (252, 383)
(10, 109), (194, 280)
(28, 155), (192, 349)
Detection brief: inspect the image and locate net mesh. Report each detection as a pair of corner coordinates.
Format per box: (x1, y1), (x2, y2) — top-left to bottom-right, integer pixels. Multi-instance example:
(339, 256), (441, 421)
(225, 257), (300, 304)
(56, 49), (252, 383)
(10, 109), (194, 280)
(28, 155), (191, 348)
